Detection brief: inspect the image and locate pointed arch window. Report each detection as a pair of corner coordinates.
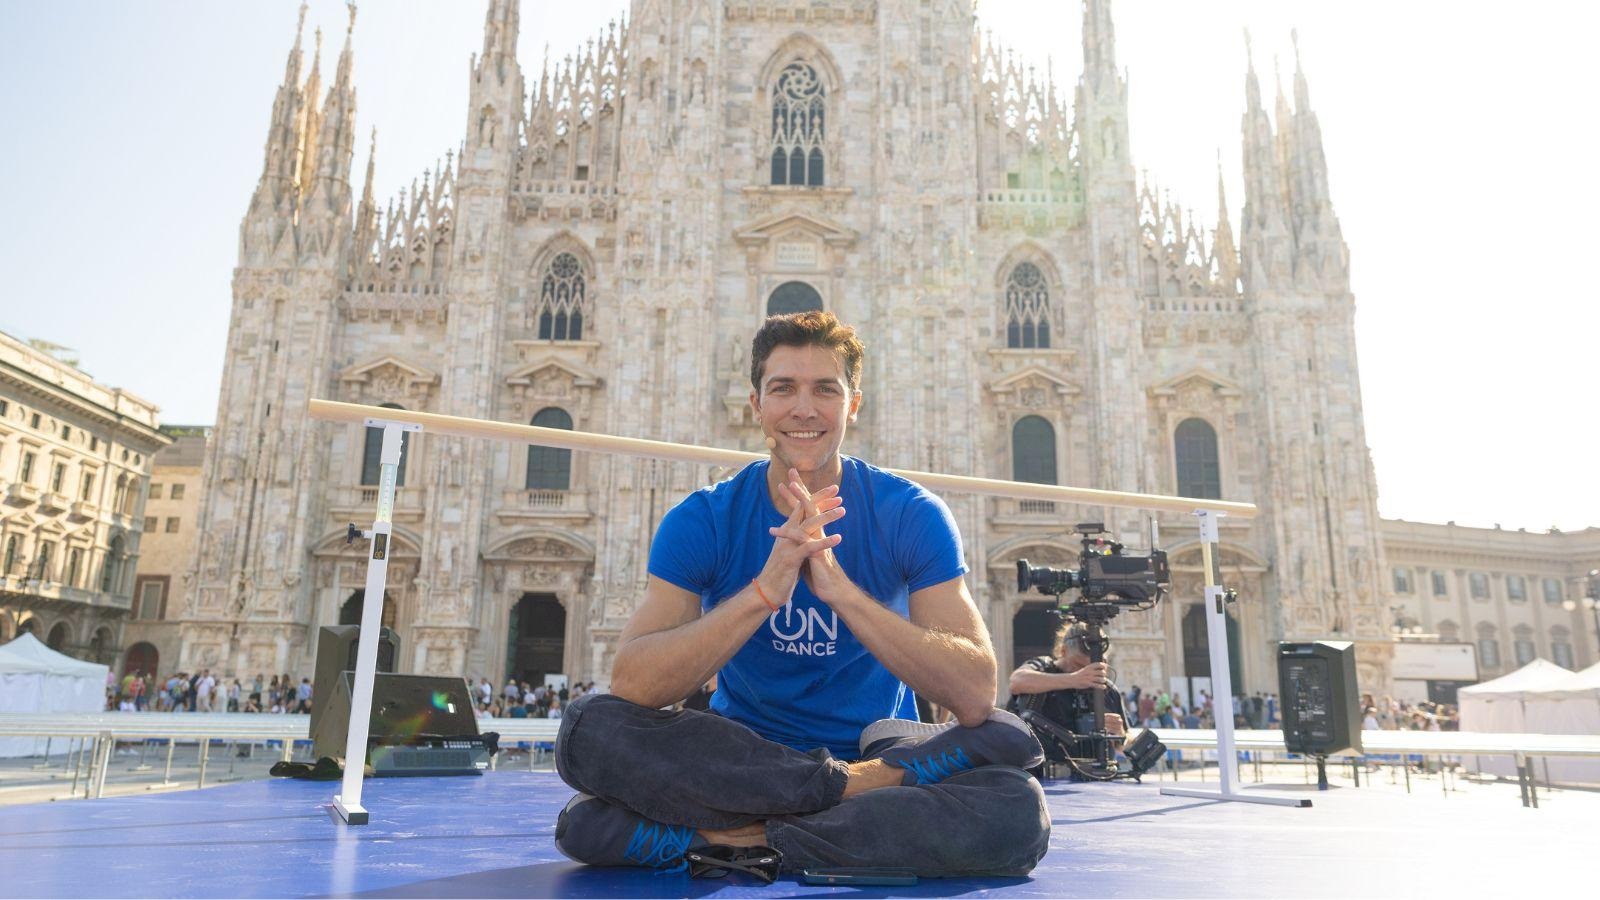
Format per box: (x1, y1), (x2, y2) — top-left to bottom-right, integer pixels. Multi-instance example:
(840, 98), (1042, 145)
(1174, 418), (1221, 499)
(770, 62), (825, 187)
(537, 252), (588, 341)
(1004, 262), (1051, 348)
(526, 407), (573, 490)
(361, 403), (412, 487)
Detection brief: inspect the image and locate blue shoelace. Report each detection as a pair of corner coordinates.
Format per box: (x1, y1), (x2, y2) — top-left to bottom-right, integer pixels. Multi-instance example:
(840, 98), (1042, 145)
(624, 820), (696, 870)
(899, 746), (976, 784)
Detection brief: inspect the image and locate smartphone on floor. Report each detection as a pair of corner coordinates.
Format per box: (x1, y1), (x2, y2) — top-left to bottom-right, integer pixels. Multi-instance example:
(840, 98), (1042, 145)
(799, 868), (918, 886)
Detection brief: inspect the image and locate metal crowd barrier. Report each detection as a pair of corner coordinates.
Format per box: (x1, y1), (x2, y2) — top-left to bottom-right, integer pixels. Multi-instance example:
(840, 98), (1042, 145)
(5, 714), (1595, 807)
(1150, 727), (1600, 807)
(0, 713), (562, 800)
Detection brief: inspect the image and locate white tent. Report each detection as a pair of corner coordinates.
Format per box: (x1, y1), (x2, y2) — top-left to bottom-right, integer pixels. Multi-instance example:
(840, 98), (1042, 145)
(1457, 659), (1573, 778)
(0, 633), (110, 758)
(1524, 661), (1600, 784)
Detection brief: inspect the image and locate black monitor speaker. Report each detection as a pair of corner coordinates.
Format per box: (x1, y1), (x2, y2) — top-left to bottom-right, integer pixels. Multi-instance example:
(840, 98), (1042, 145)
(311, 625), (398, 736)
(1276, 640), (1362, 757)
(311, 671), (479, 761)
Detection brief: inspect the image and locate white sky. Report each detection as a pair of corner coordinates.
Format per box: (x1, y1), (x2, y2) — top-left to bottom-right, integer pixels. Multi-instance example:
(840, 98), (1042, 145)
(1, 1), (1594, 532)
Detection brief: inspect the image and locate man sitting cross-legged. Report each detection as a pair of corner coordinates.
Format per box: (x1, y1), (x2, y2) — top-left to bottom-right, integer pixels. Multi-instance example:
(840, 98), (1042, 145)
(553, 312), (1049, 877)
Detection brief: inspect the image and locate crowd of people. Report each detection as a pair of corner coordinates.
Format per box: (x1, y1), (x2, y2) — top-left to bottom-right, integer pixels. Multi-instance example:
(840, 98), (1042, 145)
(1119, 685), (1282, 730)
(470, 678), (598, 720)
(106, 669), (315, 714)
(106, 669), (600, 720)
(1115, 686), (1462, 733)
(1360, 693), (1460, 732)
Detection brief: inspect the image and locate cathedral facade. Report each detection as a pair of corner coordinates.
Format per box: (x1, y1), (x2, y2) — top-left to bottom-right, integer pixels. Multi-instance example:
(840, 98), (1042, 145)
(181, 0), (1399, 699)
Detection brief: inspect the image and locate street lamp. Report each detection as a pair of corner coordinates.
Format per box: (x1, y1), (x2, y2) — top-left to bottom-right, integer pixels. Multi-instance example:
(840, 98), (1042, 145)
(1389, 605), (1427, 639)
(1561, 569), (1600, 659)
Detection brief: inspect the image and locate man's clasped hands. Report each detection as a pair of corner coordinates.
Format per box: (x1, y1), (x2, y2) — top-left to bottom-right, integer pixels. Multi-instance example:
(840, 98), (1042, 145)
(760, 468), (858, 607)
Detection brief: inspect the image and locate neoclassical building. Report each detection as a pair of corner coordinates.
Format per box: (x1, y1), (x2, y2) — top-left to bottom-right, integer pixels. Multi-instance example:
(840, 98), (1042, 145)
(179, 0), (1597, 699)
(119, 427), (209, 679)
(0, 330), (170, 662)
(1383, 521), (1600, 686)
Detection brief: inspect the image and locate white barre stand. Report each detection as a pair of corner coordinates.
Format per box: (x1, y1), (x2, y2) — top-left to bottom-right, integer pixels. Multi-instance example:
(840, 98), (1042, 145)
(332, 418), (420, 825)
(1158, 509), (1309, 808)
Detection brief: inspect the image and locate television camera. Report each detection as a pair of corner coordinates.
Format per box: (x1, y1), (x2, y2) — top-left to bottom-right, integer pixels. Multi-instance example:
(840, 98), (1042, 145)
(1014, 523), (1170, 780)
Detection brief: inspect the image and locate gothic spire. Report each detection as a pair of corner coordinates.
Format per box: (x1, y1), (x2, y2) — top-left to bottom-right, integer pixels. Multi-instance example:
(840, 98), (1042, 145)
(1212, 154), (1240, 289)
(351, 128), (378, 276)
(465, 0), (524, 159)
(1241, 31), (1282, 213)
(297, 27), (325, 206)
(242, 2), (312, 260)
(1075, 0), (1130, 179)
(301, 4), (361, 264)
(1243, 29), (1261, 112)
(477, 0), (521, 85)
(1282, 30), (1346, 287)
(284, 2), (308, 86)
(257, 2), (310, 201)
(1082, 0), (1119, 94)
(1291, 29), (1312, 113)
(334, 2), (357, 90)
(1239, 29), (1291, 292)
(317, 3), (359, 181)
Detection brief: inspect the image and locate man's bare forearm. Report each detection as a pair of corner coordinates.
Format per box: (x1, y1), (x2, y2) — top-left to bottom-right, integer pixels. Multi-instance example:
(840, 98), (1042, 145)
(830, 585), (996, 726)
(1009, 669), (1080, 696)
(610, 581), (773, 708)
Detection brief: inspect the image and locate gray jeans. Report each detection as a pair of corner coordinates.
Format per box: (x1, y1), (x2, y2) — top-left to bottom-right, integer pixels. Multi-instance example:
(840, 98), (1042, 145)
(555, 693), (1050, 876)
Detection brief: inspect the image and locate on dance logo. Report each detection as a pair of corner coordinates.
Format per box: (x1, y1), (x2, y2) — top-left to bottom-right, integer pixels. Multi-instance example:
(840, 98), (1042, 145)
(768, 604), (838, 657)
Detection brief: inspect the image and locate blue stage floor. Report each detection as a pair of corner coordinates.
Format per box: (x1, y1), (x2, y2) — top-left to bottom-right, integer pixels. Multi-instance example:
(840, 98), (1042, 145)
(0, 770), (1583, 898)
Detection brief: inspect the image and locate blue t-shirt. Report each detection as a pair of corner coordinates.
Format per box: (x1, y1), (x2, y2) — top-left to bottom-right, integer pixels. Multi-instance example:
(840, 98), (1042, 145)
(647, 456), (968, 760)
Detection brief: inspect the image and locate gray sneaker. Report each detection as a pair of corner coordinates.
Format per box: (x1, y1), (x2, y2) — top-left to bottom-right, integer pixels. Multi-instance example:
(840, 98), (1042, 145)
(861, 709), (1044, 784)
(555, 793), (703, 869)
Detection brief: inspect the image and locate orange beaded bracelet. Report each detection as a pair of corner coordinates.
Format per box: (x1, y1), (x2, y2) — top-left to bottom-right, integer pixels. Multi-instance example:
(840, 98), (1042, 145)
(752, 578), (780, 612)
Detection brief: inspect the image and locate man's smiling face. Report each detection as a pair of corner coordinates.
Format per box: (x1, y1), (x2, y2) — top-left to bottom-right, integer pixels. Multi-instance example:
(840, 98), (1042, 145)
(750, 344), (862, 475)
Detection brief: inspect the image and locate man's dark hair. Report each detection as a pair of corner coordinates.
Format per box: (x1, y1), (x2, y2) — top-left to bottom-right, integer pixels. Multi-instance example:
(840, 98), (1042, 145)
(750, 311), (865, 392)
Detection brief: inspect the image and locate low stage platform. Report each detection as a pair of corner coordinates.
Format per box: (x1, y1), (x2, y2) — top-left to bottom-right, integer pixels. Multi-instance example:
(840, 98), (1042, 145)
(0, 770), (1582, 898)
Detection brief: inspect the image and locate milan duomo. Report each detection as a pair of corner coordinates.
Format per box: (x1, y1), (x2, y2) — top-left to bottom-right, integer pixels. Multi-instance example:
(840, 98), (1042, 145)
(183, 0), (1396, 697)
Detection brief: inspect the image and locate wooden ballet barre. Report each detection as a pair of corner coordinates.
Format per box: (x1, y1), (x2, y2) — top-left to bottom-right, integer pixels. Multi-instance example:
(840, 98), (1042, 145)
(308, 399), (1257, 519)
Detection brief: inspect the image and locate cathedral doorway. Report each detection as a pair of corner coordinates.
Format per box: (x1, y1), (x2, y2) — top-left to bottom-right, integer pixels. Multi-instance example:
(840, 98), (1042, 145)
(124, 642), (159, 677)
(1012, 602), (1059, 668)
(507, 593), (565, 685)
(339, 590), (397, 629)
(767, 281), (823, 315)
(1180, 603), (1241, 706)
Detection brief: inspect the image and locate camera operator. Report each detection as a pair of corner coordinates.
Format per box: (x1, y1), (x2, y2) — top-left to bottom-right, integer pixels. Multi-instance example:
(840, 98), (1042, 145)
(1005, 620), (1128, 779)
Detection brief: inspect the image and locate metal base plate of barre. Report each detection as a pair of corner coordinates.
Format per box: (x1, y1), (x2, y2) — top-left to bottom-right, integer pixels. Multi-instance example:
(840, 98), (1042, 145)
(1160, 784), (1311, 807)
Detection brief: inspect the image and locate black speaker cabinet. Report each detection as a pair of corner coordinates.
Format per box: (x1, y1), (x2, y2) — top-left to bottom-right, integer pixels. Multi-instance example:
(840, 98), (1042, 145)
(311, 672), (479, 762)
(1277, 640), (1362, 757)
(311, 625), (398, 736)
